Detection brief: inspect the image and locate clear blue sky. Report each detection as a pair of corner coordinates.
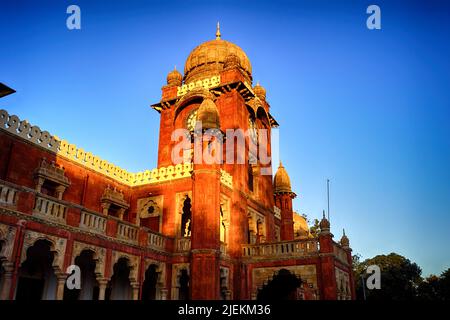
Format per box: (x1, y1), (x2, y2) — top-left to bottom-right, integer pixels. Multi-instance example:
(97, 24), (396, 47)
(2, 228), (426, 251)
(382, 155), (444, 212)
(1, 0), (449, 276)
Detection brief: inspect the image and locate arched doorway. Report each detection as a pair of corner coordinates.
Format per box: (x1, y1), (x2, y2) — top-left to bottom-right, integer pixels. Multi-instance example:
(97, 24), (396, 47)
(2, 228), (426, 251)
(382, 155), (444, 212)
(141, 264), (158, 300)
(257, 269), (302, 300)
(15, 239), (57, 300)
(107, 257), (132, 300)
(64, 250), (99, 300)
(178, 269), (190, 300)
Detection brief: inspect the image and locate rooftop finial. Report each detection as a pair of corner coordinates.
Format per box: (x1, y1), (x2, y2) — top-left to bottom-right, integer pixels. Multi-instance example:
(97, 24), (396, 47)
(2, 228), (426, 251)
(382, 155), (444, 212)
(216, 21), (221, 40)
(343, 228), (346, 236)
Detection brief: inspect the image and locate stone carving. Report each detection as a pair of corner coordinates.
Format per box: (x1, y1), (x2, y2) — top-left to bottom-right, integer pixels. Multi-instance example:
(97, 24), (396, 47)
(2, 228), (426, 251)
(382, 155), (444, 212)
(71, 241), (106, 277)
(335, 267), (351, 300)
(20, 230), (67, 272)
(273, 206), (281, 220)
(101, 185), (129, 219)
(0, 224), (16, 262)
(137, 196), (163, 221)
(34, 158), (70, 196)
(220, 169), (233, 189)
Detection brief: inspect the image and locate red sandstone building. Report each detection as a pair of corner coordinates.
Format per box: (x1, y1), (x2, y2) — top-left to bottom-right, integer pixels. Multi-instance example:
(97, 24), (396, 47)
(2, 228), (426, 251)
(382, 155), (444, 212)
(0, 27), (355, 300)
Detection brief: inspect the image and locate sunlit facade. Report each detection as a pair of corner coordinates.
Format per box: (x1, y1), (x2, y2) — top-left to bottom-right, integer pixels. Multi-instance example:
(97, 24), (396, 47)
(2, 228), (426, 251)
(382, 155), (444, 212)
(0, 28), (354, 300)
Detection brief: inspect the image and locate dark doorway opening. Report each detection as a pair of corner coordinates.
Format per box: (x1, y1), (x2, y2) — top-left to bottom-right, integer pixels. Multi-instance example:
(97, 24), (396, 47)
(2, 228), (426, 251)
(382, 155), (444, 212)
(141, 264), (158, 300)
(16, 239), (56, 300)
(257, 269), (302, 300)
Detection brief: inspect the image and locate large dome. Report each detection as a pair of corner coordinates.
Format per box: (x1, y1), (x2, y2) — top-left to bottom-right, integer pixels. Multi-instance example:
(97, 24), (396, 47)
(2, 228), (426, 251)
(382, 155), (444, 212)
(183, 24), (252, 83)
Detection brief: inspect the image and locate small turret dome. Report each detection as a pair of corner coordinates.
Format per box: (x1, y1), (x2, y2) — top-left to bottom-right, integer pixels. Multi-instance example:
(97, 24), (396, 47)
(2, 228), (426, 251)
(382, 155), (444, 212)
(274, 162), (292, 194)
(254, 82), (266, 101)
(319, 211), (330, 232)
(167, 67), (182, 86)
(340, 229), (350, 248)
(197, 98), (220, 129)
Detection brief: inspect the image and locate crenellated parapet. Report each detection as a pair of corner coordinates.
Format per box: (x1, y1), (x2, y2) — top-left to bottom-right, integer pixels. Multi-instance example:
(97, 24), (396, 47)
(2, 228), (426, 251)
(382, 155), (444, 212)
(0, 109), (233, 188)
(176, 75), (221, 97)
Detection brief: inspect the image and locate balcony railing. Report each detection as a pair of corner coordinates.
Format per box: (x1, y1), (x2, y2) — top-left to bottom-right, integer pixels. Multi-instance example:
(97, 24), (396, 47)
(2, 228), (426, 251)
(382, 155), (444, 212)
(148, 231), (166, 250)
(33, 195), (67, 223)
(242, 239), (319, 258)
(117, 220), (139, 243)
(176, 237), (191, 252)
(80, 210), (107, 234)
(0, 183), (18, 206)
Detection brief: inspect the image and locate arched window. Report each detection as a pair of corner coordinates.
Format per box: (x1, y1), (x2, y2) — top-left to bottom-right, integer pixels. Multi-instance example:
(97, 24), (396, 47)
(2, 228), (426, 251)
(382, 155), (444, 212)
(181, 196), (192, 237)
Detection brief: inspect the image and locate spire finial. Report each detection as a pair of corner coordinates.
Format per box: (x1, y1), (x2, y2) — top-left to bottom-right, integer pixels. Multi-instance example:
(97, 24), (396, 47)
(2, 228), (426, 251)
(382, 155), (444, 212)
(343, 228), (346, 236)
(174, 65), (177, 71)
(279, 160), (283, 167)
(216, 21), (221, 40)
(322, 210), (326, 219)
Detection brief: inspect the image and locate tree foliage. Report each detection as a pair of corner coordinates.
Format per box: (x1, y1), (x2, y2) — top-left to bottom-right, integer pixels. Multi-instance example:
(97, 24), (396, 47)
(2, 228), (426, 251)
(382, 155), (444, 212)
(354, 253), (450, 300)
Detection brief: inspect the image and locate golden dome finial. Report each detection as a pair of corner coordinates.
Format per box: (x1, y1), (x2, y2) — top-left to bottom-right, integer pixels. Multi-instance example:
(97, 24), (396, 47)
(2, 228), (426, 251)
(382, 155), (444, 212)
(216, 21), (221, 40)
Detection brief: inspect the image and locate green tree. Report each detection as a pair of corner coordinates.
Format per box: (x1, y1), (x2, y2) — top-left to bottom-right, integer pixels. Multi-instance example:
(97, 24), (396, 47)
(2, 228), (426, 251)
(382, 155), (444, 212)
(355, 253), (422, 300)
(309, 219), (320, 238)
(417, 275), (441, 300)
(439, 268), (450, 300)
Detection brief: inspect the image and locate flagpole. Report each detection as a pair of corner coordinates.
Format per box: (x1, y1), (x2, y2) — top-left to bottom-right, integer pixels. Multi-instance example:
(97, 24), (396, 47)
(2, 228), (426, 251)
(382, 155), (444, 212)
(327, 179), (330, 221)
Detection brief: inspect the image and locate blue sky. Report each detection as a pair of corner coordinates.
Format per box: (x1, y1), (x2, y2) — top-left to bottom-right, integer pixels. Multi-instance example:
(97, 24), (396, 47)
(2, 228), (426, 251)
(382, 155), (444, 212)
(1, 0), (449, 276)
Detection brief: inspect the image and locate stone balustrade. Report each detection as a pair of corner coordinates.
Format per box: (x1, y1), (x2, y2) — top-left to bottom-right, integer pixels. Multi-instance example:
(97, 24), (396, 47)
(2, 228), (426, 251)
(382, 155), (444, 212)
(242, 239), (319, 258)
(79, 210), (107, 234)
(116, 220), (139, 243)
(33, 195), (67, 223)
(176, 237), (191, 252)
(148, 231), (166, 250)
(0, 183), (18, 206)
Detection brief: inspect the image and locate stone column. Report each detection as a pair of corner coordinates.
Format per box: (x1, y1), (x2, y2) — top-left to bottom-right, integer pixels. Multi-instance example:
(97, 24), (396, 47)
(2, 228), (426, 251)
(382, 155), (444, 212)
(97, 278), (109, 300)
(160, 288), (168, 300)
(0, 262), (14, 300)
(55, 185), (66, 200)
(101, 203), (110, 216)
(131, 282), (140, 300)
(55, 272), (68, 300)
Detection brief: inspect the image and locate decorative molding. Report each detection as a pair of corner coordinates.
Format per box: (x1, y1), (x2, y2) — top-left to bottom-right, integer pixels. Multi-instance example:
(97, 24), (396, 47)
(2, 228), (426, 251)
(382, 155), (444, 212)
(0, 224), (17, 261)
(177, 75), (221, 97)
(20, 230), (67, 272)
(111, 250), (140, 282)
(71, 241), (106, 277)
(251, 265), (318, 300)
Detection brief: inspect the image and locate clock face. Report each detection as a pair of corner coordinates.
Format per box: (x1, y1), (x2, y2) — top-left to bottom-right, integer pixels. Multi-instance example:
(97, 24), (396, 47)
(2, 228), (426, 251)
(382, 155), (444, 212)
(187, 110), (198, 132)
(248, 117), (258, 143)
